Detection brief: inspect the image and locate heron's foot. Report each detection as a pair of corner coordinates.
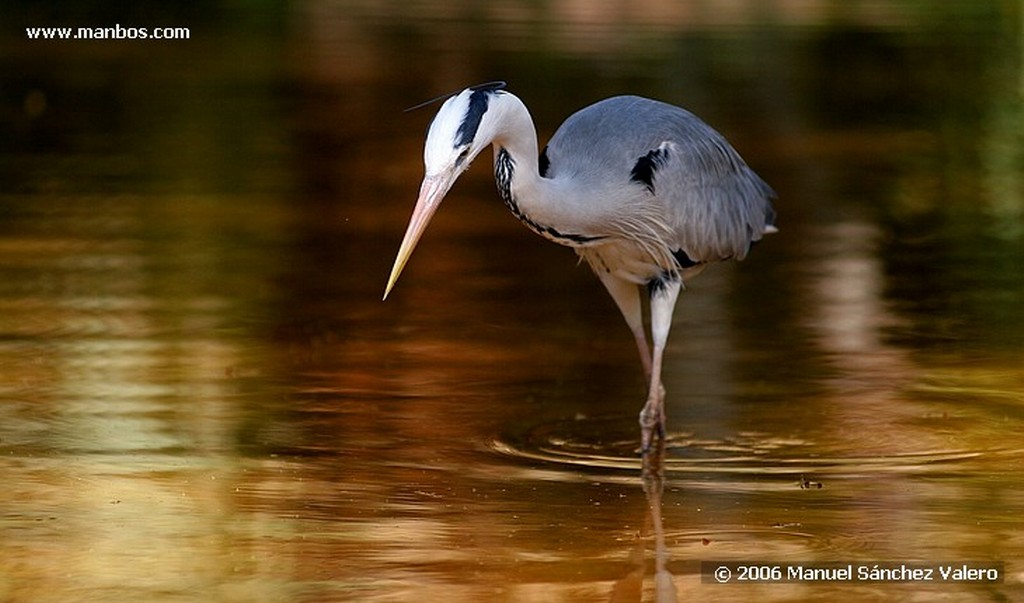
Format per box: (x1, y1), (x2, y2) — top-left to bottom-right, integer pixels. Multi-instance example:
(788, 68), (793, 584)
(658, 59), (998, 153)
(638, 396), (666, 455)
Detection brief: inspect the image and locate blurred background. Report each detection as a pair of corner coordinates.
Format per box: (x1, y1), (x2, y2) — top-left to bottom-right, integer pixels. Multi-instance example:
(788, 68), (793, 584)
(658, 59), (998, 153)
(2, 1), (1023, 601)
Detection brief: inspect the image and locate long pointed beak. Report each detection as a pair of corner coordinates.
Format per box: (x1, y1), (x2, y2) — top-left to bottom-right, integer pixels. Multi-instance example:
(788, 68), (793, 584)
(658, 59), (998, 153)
(383, 174), (456, 300)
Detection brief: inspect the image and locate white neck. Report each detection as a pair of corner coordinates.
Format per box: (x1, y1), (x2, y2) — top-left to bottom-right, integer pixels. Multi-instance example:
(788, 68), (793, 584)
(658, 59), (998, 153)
(485, 94), (594, 245)
(489, 93), (541, 183)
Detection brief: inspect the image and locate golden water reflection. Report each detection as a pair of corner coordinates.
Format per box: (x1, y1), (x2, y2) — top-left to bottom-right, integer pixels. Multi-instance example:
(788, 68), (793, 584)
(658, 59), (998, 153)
(2, 1), (1023, 601)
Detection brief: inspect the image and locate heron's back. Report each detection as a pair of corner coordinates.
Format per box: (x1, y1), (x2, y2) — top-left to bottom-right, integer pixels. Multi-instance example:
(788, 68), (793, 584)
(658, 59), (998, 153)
(545, 96), (776, 265)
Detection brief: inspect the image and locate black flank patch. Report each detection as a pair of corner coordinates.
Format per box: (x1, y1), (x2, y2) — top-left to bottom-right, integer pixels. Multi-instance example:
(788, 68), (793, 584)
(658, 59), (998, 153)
(672, 248), (701, 268)
(630, 146), (671, 194)
(647, 269), (679, 297)
(538, 146), (550, 178)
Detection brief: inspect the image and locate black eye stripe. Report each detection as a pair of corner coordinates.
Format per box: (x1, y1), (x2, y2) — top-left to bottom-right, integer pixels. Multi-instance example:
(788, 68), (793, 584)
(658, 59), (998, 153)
(455, 89), (494, 147)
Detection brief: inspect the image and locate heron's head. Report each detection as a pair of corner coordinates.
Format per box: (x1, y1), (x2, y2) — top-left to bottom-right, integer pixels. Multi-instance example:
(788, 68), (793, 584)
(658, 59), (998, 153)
(384, 82), (509, 299)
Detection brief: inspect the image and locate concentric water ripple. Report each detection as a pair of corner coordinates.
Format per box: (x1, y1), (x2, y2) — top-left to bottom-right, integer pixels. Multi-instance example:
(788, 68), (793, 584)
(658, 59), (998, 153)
(491, 414), (1010, 480)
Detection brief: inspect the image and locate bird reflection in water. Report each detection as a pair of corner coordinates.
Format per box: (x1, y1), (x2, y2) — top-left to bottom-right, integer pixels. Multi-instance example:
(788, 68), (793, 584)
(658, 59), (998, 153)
(611, 441), (679, 602)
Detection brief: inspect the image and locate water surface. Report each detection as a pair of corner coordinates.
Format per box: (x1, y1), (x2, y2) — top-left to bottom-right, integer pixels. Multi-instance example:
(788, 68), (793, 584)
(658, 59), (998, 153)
(2, 2), (1023, 601)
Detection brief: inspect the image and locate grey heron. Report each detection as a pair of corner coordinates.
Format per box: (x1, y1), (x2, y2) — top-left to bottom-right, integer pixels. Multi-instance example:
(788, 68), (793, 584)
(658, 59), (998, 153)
(384, 82), (776, 452)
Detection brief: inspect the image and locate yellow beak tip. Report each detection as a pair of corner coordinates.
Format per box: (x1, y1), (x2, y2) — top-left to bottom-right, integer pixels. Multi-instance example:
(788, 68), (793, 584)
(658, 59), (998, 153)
(384, 173), (451, 303)
(382, 261), (405, 301)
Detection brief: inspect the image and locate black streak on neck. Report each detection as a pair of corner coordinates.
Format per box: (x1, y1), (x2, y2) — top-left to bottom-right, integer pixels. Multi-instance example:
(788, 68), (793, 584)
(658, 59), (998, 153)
(495, 148), (603, 245)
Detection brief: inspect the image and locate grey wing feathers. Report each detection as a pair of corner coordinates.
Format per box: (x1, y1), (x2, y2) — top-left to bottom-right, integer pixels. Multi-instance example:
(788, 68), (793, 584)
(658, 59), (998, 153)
(548, 95), (776, 264)
(659, 130), (777, 262)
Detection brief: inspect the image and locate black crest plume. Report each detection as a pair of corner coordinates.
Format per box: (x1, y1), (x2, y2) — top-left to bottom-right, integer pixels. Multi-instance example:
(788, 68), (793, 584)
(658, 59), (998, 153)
(404, 81), (507, 113)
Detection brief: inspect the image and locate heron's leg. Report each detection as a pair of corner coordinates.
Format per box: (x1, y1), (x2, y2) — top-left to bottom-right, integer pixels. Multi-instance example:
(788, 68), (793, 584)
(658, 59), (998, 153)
(640, 278), (681, 453)
(594, 270), (652, 380)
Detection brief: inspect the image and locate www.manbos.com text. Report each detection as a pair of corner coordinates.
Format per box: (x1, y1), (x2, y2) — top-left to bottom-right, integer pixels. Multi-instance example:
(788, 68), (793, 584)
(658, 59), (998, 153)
(26, 24), (190, 41)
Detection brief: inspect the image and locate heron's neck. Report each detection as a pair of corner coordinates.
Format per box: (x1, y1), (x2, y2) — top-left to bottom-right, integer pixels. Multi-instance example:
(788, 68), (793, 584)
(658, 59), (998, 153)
(489, 95), (542, 195)
(489, 96), (598, 246)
